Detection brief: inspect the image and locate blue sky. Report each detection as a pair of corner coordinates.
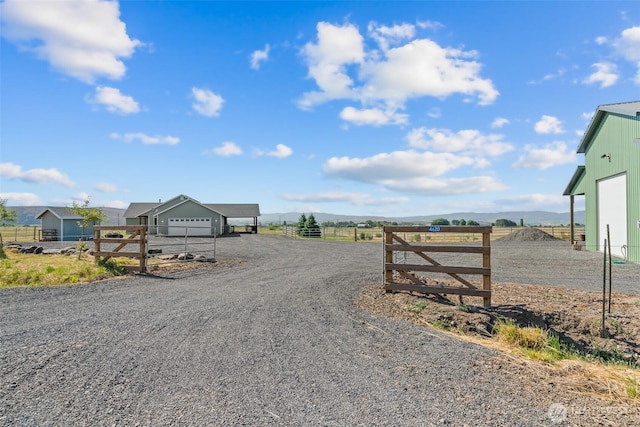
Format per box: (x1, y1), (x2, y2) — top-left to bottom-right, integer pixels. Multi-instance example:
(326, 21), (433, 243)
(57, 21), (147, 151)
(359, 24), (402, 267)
(1, 1), (639, 216)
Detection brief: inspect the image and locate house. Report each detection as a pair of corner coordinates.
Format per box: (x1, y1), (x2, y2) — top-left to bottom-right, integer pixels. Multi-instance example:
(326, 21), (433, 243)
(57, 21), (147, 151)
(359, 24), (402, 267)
(123, 194), (261, 236)
(37, 207), (98, 241)
(564, 101), (640, 263)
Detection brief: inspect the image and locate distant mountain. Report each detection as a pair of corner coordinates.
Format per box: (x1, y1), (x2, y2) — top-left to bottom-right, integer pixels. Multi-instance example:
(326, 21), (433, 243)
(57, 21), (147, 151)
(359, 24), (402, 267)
(8, 206), (585, 227)
(7, 206), (127, 226)
(256, 210), (585, 226)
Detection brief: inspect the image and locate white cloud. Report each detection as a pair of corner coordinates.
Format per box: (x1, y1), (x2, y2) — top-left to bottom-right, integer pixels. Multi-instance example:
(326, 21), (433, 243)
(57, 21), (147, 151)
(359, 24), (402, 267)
(298, 22), (365, 109)
(542, 68), (566, 81)
(406, 127), (514, 157)
(0, 0), (141, 83)
(534, 115), (565, 135)
(324, 150), (478, 182)
(377, 175), (507, 195)
(72, 192), (92, 203)
(0, 162), (75, 187)
(495, 193), (573, 211)
(614, 26), (640, 61)
(512, 141), (577, 170)
(94, 182), (120, 192)
(595, 36), (608, 45)
(298, 21), (498, 118)
(360, 38), (498, 105)
(267, 144), (293, 158)
(207, 142), (243, 157)
(367, 22), (415, 51)
(92, 86), (140, 114)
(250, 44), (270, 70)
(416, 20), (444, 31)
(191, 87), (224, 117)
(339, 106), (408, 126)
(0, 192), (42, 206)
(581, 111), (594, 121)
(491, 117), (510, 128)
(426, 108), (441, 118)
(111, 132), (180, 145)
(281, 192), (408, 206)
(582, 62), (619, 88)
(613, 25), (640, 84)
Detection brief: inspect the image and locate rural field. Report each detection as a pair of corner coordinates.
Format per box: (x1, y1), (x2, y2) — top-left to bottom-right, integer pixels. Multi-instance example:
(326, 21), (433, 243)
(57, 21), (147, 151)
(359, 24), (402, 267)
(1, 233), (639, 426)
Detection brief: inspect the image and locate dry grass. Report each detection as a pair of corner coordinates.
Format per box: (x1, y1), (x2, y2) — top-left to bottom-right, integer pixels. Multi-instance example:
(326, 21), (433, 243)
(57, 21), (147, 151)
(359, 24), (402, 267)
(355, 283), (640, 409)
(0, 248), (128, 288)
(462, 330), (639, 404)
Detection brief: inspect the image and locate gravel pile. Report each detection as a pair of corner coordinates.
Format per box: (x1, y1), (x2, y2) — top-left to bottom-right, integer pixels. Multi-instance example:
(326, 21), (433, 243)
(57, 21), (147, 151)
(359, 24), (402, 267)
(495, 227), (560, 242)
(2, 235), (639, 426)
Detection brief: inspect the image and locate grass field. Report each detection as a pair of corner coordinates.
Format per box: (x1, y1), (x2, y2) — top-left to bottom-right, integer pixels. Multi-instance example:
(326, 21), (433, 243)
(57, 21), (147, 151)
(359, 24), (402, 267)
(260, 225), (584, 243)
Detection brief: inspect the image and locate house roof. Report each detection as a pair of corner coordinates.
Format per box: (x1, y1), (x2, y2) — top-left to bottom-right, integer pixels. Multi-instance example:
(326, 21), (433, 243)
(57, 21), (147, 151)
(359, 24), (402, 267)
(577, 101), (640, 153)
(123, 202), (159, 218)
(205, 204), (261, 218)
(123, 196), (260, 219)
(36, 207), (82, 220)
(563, 166), (586, 196)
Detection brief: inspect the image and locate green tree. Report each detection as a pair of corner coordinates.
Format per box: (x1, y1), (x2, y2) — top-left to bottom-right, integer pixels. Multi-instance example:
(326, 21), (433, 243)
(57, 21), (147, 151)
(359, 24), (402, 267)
(467, 220), (480, 226)
(67, 200), (106, 259)
(459, 219), (467, 225)
(451, 219), (460, 225)
(296, 213), (307, 229)
(495, 218), (518, 227)
(0, 199), (18, 226)
(296, 213), (307, 236)
(68, 200), (107, 239)
(431, 218), (450, 225)
(305, 213), (320, 230)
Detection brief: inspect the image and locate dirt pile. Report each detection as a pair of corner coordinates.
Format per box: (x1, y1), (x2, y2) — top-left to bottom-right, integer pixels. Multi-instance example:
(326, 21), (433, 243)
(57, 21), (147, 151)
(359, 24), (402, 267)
(496, 227), (560, 242)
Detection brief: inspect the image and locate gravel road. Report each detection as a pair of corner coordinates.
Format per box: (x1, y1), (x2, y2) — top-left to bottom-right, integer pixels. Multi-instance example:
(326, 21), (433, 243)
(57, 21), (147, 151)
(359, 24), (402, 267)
(2, 235), (639, 426)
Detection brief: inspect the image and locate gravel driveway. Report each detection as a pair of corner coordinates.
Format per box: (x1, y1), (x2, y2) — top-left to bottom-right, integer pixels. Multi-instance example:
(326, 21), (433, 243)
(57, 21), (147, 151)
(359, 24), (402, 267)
(2, 235), (639, 426)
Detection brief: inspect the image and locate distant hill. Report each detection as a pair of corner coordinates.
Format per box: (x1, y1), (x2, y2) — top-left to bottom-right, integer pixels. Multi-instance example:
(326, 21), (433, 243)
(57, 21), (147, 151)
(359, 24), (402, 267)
(8, 206), (585, 227)
(255, 210), (585, 226)
(7, 206), (127, 226)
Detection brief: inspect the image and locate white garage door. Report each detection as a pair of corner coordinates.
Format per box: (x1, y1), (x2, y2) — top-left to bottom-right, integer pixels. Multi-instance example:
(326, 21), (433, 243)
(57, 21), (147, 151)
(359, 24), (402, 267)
(168, 218), (212, 236)
(597, 173), (627, 258)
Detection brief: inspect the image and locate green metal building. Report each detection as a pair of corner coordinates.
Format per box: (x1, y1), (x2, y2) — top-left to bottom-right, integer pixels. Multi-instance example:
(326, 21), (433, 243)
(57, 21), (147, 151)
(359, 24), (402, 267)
(564, 101), (640, 263)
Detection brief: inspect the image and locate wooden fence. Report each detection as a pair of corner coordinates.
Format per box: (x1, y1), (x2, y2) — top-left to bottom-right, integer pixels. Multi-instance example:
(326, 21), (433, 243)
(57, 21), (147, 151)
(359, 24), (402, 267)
(383, 226), (492, 307)
(93, 225), (147, 273)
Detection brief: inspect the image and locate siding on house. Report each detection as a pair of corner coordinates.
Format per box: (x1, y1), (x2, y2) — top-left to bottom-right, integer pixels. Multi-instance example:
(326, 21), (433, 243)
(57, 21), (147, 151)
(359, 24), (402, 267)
(154, 199), (223, 235)
(572, 104), (640, 263)
(123, 195), (259, 236)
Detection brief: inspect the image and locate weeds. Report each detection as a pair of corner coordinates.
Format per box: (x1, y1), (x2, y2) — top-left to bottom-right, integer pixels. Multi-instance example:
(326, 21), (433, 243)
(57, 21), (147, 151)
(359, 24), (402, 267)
(627, 378), (638, 398)
(494, 318), (549, 350)
(0, 251), (127, 288)
(406, 301), (426, 313)
(457, 303), (473, 313)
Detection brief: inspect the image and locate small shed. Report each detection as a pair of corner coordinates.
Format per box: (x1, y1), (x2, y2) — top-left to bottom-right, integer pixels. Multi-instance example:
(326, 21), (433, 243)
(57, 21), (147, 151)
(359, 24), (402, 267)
(37, 207), (97, 242)
(564, 101), (640, 263)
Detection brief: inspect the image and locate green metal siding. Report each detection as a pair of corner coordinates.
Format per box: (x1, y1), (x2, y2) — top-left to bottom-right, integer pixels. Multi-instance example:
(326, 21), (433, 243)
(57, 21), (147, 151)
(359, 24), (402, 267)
(583, 113), (640, 263)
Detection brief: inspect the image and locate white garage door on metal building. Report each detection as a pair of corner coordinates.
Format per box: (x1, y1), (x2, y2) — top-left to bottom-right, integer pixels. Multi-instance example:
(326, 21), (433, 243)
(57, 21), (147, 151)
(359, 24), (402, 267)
(168, 218), (212, 236)
(597, 173), (627, 258)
